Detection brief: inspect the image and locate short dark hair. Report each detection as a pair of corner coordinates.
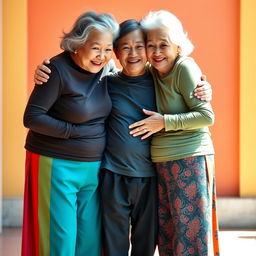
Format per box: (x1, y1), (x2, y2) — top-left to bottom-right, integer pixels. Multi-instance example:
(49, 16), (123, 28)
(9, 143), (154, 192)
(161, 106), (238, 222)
(114, 19), (145, 49)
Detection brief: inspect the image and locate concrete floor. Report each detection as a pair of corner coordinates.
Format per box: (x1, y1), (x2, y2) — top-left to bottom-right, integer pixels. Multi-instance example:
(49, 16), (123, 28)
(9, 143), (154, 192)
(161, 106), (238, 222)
(0, 228), (256, 256)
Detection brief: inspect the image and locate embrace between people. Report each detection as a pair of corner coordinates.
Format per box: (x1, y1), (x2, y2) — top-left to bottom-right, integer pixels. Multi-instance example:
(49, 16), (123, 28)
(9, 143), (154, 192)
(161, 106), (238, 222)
(22, 9), (220, 256)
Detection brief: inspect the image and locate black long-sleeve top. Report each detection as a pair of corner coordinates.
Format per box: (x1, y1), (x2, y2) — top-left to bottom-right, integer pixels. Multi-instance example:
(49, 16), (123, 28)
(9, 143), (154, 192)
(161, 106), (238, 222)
(24, 51), (112, 162)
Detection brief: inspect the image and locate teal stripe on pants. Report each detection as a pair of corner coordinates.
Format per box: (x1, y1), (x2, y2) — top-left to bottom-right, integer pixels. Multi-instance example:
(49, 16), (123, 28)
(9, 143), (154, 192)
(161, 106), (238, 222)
(48, 158), (102, 256)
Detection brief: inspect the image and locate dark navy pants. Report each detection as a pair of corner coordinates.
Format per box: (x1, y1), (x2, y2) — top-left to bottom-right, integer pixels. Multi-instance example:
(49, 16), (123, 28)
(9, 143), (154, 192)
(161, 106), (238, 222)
(100, 169), (158, 256)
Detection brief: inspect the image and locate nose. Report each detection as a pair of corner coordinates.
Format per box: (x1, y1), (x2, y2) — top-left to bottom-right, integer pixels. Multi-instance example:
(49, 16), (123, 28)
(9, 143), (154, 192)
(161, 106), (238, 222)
(154, 46), (161, 55)
(97, 50), (105, 59)
(129, 47), (137, 56)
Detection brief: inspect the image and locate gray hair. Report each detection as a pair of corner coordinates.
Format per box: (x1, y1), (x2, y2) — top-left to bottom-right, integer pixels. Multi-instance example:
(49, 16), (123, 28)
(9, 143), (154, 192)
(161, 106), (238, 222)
(141, 10), (194, 56)
(60, 11), (119, 53)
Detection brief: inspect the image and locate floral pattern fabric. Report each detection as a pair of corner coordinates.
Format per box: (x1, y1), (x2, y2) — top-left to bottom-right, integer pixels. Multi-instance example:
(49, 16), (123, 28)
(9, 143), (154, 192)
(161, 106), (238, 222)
(156, 155), (220, 256)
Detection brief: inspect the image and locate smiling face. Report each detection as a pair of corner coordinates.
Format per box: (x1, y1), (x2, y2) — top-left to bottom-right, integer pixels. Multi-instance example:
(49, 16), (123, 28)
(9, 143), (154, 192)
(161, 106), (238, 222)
(146, 26), (179, 76)
(73, 29), (113, 73)
(115, 29), (147, 77)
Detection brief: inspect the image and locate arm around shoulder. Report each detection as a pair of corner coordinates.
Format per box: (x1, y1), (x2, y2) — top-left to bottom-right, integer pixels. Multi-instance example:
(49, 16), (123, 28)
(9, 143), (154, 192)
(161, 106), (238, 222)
(24, 64), (73, 139)
(164, 59), (215, 131)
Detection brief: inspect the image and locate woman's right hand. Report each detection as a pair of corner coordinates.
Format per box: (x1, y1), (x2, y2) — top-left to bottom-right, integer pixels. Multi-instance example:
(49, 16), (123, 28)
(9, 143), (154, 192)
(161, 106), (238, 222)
(34, 59), (51, 84)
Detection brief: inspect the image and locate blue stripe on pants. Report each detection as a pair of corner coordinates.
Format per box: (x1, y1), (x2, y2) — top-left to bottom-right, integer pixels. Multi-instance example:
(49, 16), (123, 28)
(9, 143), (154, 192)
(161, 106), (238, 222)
(46, 158), (101, 256)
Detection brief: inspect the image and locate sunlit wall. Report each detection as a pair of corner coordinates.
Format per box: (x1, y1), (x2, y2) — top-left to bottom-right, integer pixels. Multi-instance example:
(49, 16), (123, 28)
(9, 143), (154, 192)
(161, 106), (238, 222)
(2, 0), (255, 197)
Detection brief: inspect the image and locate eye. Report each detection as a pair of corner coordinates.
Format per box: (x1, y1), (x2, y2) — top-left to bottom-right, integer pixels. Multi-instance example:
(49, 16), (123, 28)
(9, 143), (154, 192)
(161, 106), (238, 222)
(160, 44), (168, 48)
(147, 44), (154, 48)
(92, 47), (100, 50)
(105, 48), (112, 52)
(137, 45), (144, 49)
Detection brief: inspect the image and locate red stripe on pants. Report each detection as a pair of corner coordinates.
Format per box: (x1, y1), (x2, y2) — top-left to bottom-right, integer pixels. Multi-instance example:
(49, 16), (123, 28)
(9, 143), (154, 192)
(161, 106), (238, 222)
(21, 151), (40, 256)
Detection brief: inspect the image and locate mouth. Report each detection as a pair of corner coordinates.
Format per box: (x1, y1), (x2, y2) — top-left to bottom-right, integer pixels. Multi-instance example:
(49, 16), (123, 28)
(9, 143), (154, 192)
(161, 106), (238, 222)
(91, 60), (104, 66)
(152, 57), (165, 63)
(127, 59), (141, 64)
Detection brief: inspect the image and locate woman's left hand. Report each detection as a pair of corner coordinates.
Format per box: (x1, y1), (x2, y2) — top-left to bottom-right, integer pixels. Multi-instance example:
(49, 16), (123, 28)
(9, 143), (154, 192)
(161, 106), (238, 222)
(129, 109), (165, 140)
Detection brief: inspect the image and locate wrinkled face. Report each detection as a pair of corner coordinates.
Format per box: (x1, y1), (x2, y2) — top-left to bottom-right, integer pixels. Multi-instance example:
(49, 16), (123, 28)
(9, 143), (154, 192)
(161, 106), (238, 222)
(115, 29), (147, 77)
(75, 29), (113, 73)
(146, 26), (179, 76)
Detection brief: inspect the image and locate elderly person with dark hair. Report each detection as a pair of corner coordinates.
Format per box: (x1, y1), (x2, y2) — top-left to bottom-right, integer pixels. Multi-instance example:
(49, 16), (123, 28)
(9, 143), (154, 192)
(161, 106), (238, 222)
(100, 20), (158, 256)
(129, 10), (220, 256)
(22, 11), (118, 256)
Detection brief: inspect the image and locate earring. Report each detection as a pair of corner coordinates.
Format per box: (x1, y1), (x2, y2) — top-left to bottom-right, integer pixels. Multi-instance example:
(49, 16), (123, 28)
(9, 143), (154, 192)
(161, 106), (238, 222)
(177, 47), (181, 56)
(74, 50), (77, 54)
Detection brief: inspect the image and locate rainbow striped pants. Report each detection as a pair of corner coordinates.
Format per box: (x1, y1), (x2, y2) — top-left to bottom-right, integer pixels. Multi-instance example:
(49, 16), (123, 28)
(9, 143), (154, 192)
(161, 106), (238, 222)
(22, 151), (102, 256)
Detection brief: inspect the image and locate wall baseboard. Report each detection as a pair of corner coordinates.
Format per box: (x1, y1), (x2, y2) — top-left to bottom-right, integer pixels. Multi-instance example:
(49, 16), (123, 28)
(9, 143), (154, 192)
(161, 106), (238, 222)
(2, 197), (256, 229)
(217, 197), (256, 229)
(3, 197), (23, 227)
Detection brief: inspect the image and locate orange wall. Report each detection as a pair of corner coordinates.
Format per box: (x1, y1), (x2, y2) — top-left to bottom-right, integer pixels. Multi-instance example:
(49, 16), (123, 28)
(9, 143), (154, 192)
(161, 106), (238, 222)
(3, 0), (27, 197)
(28, 0), (240, 196)
(240, 0), (256, 196)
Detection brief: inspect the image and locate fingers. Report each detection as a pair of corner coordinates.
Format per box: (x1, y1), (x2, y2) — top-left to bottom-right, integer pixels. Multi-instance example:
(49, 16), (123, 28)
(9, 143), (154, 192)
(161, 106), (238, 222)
(201, 74), (207, 81)
(143, 109), (155, 116)
(129, 126), (148, 136)
(34, 79), (43, 85)
(37, 69), (49, 79)
(38, 64), (51, 74)
(141, 131), (153, 140)
(197, 96), (207, 101)
(130, 130), (147, 137)
(129, 111), (157, 128)
(194, 93), (212, 101)
(194, 78), (212, 101)
(34, 64), (51, 84)
(34, 77), (47, 84)
(194, 87), (212, 101)
(194, 81), (209, 90)
(194, 82), (211, 98)
(194, 94), (212, 101)
(194, 87), (211, 95)
(34, 70), (49, 84)
(34, 74), (47, 84)
(129, 120), (145, 129)
(43, 58), (50, 65)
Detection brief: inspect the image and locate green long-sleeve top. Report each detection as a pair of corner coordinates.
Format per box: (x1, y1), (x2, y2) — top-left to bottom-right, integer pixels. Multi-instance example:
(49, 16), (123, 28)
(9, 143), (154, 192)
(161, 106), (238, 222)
(150, 56), (215, 162)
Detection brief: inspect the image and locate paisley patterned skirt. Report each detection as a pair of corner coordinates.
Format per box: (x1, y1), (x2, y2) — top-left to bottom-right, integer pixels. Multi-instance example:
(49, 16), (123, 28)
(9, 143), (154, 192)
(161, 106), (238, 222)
(156, 155), (220, 256)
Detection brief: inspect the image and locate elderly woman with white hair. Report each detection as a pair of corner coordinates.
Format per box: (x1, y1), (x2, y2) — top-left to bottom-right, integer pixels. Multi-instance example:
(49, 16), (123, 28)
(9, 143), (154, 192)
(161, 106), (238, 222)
(22, 11), (118, 256)
(129, 10), (220, 256)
